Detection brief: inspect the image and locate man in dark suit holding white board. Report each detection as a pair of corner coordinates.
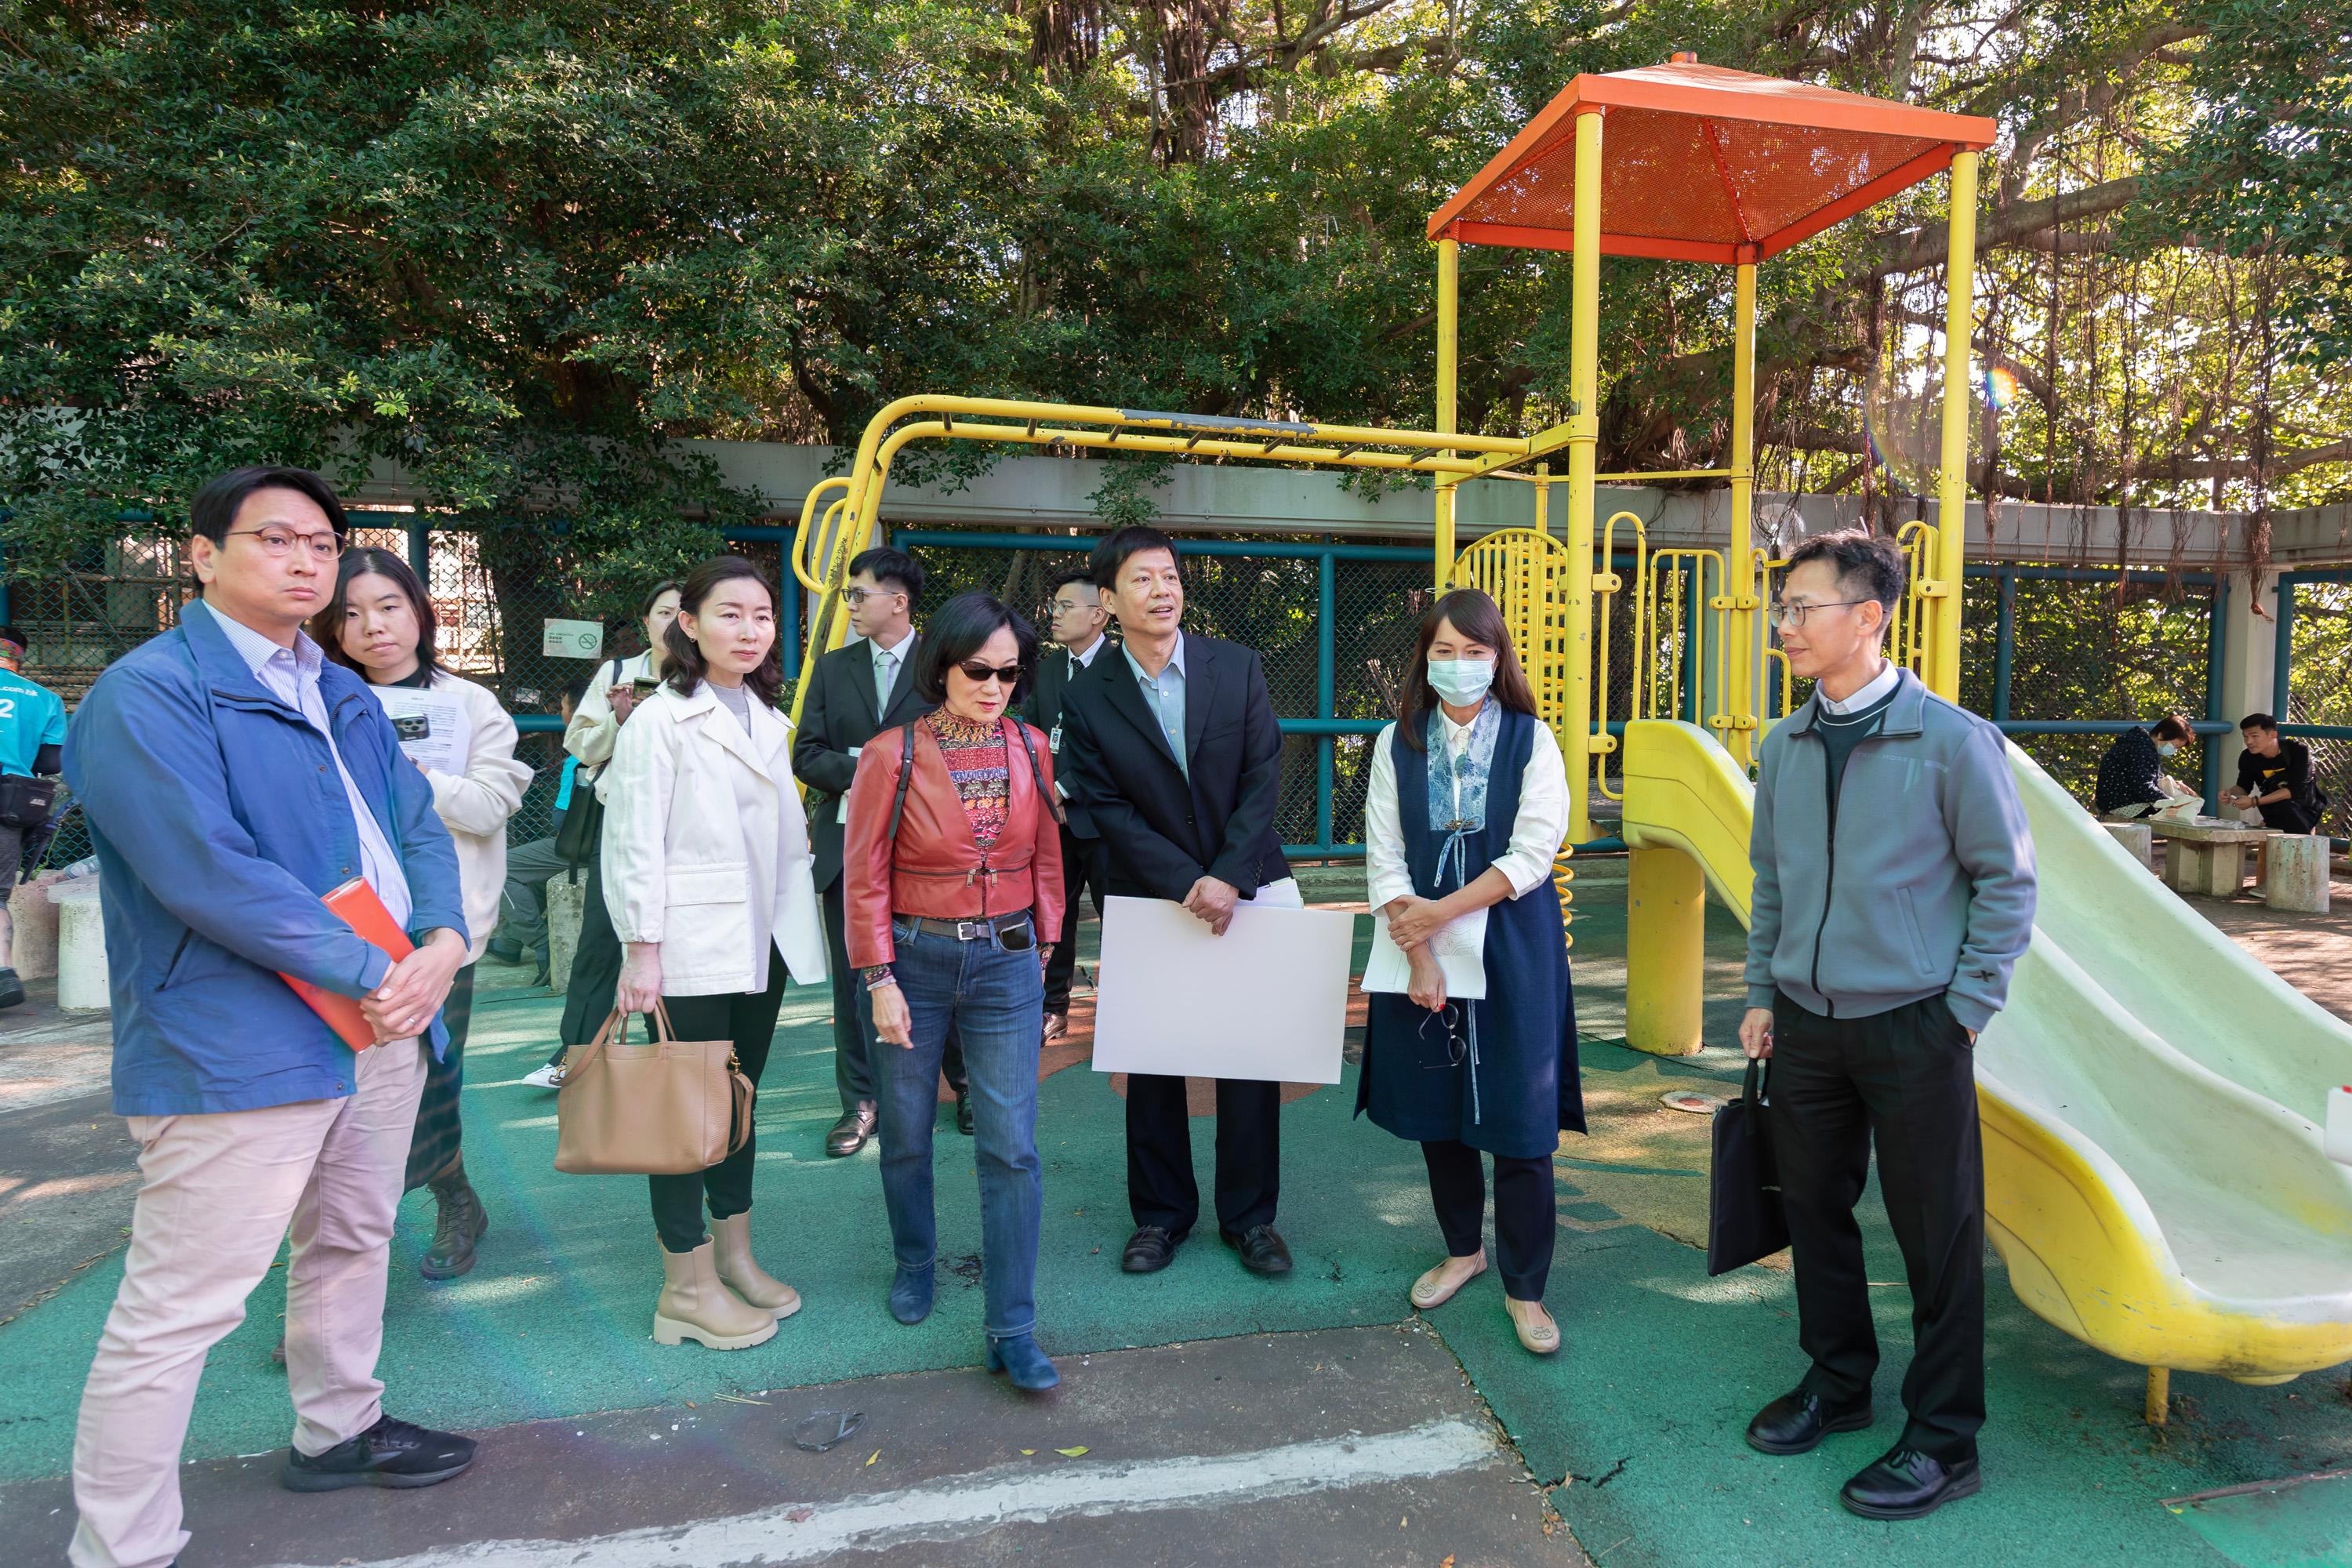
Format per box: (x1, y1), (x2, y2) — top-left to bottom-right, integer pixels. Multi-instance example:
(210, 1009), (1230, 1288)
(1058, 525), (1297, 1278)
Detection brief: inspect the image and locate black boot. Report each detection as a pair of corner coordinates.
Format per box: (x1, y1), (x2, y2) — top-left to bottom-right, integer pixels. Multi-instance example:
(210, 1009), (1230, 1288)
(420, 1167), (488, 1279)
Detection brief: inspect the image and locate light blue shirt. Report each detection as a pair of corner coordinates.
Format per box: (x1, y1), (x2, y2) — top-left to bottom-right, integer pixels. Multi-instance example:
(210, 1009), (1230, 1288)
(1122, 633), (1189, 781)
(212, 612), (415, 931)
(0, 666), (66, 779)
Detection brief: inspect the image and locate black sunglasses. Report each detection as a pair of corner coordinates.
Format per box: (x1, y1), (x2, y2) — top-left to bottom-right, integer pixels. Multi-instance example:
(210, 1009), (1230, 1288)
(957, 661), (1024, 684)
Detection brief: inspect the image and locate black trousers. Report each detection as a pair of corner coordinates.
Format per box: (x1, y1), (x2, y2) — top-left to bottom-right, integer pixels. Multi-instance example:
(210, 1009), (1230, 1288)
(403, 963), (477, 1192)
(1043, 830), (1106, 1018)
(648, 947), (789, 1252)
(1421, 1140), (1555, 1300)
(1126, 1075), (1279, 1236)
(550, 857), (623, 1067)
(1771, 990), (1985, 1460)
(822, 877), (963, 1109)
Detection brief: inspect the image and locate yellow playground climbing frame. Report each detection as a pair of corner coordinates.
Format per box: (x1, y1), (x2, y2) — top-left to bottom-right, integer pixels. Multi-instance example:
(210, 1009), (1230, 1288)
(800, 60), (2352, 1414)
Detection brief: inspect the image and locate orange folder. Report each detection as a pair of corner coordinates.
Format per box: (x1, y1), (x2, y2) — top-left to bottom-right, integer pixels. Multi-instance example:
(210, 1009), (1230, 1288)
(280, 877), (415, 1051)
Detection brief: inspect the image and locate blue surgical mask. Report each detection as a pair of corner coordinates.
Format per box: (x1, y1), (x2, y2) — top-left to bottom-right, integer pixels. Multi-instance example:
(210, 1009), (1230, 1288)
(1426, 657), (1495, 707)
(2156, 741), (2180, 758)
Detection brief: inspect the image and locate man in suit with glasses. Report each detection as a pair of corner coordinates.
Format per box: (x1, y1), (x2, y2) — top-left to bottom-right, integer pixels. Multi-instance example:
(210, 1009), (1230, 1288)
(1025, 565), (1114, 1042)
(794, 546), (967, 1154)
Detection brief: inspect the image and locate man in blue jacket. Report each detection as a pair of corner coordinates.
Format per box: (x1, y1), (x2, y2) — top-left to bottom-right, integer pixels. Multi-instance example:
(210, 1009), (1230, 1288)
(64, 466), (477, 1568)
(1738, 529), (2035, 1523)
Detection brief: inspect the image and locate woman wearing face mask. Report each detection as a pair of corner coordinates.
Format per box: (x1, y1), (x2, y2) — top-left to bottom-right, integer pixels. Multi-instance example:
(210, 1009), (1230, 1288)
(841, 592), (1065, 1391)
(314, 550), (532, 1279)
(1357, 588), (1581, 1357)
(602, 556), (828, 1349)
(2093, 713), (2195, 819)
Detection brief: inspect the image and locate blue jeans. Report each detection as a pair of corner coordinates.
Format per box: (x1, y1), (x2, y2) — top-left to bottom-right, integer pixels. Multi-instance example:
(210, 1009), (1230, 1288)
(871, 915), (1045, 1340)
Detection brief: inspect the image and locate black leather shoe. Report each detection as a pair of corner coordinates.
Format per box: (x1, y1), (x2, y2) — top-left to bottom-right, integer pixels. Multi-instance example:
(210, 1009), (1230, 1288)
(279, 1414), (477, 1492)
(826, 1104), (877, 1157)
(1745, 1388), (1874, 1455)
(1121, 1225), (1184, 1273)
(1841, 1445), (1981, 1519)
(1221, 1224), (1294, 1276)
(0, 967), (24, 1011)
(955, 1088), (975, 1137)
(486, 938), (524, 964)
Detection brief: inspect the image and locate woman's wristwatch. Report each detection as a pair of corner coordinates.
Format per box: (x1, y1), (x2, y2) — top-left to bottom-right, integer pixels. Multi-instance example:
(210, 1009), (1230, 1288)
(862, 964), (896, 991)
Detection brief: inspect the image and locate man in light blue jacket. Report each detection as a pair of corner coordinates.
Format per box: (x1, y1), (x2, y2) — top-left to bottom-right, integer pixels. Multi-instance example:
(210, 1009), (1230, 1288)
(64, 466), (476, 1568)
(1737, 528), (2035, 1523)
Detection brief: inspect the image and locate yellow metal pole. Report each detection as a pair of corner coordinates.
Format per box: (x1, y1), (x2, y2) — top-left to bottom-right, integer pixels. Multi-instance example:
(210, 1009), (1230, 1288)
(1627, 848), (1706, 1054)
(1532, 463), (1549, 537)
(1727, 261), (1759, 765)
(1436, 236), (1461, 588)
(1563, 107), (1602, 845)
(1929, 151), (1980, 704)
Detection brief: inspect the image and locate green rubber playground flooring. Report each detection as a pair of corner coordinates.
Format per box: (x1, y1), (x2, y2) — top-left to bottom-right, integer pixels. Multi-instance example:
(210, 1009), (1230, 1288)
(2, 882), (2347, 1566)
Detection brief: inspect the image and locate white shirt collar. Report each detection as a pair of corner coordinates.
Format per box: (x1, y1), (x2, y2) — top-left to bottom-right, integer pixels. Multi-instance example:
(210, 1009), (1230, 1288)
(1069, 636), (1105, 668)
(869, 625), (913, 659)
(210, 603), (320, 681)
(1819, 660), (1900, 715)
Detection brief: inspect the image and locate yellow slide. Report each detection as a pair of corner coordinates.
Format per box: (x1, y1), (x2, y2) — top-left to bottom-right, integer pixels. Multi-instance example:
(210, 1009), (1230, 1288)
(1620, 718), (2352, 1384)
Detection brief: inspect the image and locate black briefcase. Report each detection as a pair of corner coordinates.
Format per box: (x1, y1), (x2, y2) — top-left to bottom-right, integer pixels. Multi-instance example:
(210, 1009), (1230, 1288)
(1707, 1058), (1791, 1276)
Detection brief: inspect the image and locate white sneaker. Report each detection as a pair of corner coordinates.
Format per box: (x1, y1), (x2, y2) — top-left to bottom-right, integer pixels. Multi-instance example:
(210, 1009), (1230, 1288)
(521, 1062), (567, 1089)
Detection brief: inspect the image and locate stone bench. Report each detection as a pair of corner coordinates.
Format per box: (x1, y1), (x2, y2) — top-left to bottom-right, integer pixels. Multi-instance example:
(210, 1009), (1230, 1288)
(2263, 833), (2332, 914)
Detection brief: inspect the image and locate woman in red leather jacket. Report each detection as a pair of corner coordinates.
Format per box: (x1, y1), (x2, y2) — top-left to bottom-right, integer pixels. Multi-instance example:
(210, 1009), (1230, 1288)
(842, 592), (1065, 1391)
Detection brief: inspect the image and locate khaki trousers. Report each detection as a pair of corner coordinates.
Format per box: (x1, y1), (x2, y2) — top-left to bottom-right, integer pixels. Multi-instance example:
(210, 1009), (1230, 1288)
(69, 1038), (426, 1568)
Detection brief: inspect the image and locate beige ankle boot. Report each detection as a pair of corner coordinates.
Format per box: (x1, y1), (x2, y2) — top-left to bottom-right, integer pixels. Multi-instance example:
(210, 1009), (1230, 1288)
(653, 1240), (777, 1350)
(711, 1211), (802, 1320)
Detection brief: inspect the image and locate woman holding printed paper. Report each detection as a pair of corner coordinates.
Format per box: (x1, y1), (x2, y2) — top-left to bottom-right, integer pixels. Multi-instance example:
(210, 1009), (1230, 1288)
(1358, 587), (1581, 1356)
(318, 549), (531, 1279)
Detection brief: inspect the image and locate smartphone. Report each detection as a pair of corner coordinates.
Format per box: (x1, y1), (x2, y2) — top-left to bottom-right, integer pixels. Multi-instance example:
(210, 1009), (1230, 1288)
(631, 675), (659, 695)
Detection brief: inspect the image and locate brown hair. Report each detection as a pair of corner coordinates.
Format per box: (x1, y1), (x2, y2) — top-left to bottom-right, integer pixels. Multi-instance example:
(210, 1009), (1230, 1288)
(310, 547), (446, 683)
(1396, 588), (1538, 753)
(2152, 714), (2194, 745)
(662, 555), (784, 704)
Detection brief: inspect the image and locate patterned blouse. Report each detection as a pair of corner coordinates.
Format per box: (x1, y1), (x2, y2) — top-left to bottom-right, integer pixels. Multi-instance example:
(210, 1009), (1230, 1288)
(926, 710), (1010, 850)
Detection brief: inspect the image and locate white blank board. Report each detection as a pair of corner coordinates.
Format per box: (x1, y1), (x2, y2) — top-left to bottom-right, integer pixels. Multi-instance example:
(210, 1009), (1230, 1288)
(1091, 895), (1356, 1085)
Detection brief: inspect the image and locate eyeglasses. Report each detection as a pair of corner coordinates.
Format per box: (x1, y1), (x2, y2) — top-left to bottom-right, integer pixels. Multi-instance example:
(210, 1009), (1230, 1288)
(226, 527), (343, 561)
(956, 661), (1024, 685)
(1417, 1004), (1468, 1068)
(1767, 599), (1870, 629)
(842, 587), (902, 607)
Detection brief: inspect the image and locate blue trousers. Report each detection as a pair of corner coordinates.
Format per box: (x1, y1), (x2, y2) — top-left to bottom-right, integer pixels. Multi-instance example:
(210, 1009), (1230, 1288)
(870, 916), (1046, 1341)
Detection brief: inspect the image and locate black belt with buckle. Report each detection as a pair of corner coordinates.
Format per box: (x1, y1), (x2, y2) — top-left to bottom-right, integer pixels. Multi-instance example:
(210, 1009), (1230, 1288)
(901, 909), (1035, 943)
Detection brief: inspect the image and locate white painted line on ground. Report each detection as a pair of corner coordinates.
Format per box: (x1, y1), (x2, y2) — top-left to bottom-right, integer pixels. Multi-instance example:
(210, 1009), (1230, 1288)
(257, 1417), (1501, 1568)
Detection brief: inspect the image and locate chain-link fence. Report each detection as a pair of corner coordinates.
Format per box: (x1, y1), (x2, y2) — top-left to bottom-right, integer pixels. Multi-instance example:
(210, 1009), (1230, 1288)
(2280, 573), (2352, 840)
(901, 531), (1432, 852)
(4, 515), (2244, 870)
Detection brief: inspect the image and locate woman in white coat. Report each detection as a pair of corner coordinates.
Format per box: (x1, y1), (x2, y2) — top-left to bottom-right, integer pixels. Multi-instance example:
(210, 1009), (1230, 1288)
(604, 554), (828, 1351)
(315, 548), (532, 1279)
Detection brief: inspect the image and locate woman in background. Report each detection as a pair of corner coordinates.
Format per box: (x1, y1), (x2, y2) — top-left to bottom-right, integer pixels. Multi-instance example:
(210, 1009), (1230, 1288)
(316, 548), (531, 1279)
(1356, 587), (1581, 1356)
(604, 556), (827, 1350)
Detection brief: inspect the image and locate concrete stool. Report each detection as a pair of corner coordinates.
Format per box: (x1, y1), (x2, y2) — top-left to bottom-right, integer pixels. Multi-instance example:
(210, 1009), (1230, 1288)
(2102, 821), (2154, 872)
(2264, 834), (2332, 913)
(9, 877), (60, 979)
(2162, 839), (2246, 898)
(53, 880), (109, 1011)
(546, 869), (586, 993)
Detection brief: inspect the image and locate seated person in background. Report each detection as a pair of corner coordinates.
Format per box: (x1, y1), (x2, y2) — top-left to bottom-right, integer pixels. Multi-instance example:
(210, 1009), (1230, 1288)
(2093, 713), (2194, 818)
(2221, 713), (2322, 835)
(491, 681), (588, 985)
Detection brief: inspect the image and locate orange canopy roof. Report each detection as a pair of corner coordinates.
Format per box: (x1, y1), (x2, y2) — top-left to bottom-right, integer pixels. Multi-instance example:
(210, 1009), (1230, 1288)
(1428, 62), (1997, 265)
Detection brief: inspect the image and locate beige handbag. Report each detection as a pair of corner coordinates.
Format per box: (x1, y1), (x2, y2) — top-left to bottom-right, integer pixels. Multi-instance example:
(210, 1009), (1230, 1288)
(554, 1003), (753, 1176)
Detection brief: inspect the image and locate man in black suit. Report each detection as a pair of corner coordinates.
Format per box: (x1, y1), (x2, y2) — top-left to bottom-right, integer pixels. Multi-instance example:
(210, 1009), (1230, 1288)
(791, 546), (967, 1155)
(1059, 525), (1297, 1278)
(1025, 566), (1112, 1040)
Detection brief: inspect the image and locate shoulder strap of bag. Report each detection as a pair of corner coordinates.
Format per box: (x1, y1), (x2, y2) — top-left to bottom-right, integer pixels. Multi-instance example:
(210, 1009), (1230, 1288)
(1007, 717), (1066, 826)
(886, 723), (917, 849)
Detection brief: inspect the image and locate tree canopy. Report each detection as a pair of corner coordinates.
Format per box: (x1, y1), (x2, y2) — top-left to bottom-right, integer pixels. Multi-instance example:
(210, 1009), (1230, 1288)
(3, 0), (2346, 583)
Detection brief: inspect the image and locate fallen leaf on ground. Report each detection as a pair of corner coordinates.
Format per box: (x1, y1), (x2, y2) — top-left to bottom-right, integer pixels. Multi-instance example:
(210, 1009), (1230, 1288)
(866, 1450), (880, 1466)
(1056, 1446), (1089, 1457)
(1021, 1449), (1036, 1456)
